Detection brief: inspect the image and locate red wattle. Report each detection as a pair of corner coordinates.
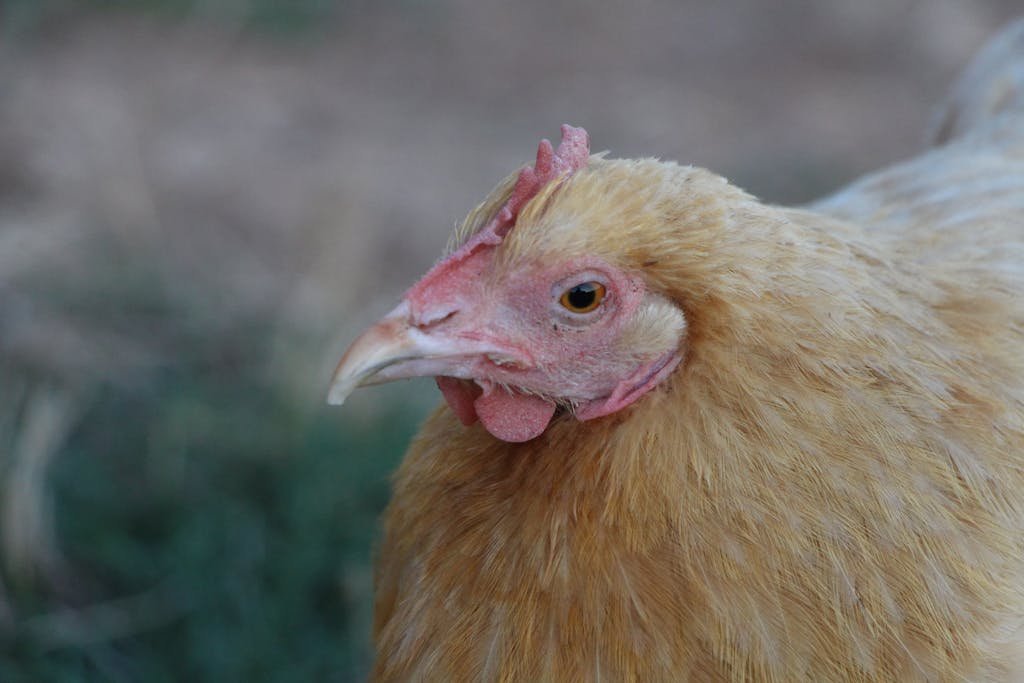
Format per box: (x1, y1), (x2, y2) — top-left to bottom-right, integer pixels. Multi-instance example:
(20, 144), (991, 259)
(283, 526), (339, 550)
(474, 382), (557, 443)
(436, 378), (556, 442)
(436, 377), (481, 426)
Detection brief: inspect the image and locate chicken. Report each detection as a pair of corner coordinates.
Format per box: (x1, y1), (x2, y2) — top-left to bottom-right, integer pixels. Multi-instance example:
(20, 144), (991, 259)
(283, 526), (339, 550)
(329, 20), (1024, 681)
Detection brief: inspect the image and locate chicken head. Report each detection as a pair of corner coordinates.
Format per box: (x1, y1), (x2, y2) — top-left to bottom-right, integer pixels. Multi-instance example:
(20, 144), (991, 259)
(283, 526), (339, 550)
(328, 126), (686, 442)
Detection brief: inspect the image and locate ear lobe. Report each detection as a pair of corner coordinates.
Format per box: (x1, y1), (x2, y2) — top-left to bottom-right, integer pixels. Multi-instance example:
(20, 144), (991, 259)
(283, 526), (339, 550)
(616, 296), (687, 357)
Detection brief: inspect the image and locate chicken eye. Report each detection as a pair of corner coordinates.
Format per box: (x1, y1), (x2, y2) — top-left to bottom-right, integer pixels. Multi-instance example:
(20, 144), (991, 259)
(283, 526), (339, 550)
(559, 282), (606, 313)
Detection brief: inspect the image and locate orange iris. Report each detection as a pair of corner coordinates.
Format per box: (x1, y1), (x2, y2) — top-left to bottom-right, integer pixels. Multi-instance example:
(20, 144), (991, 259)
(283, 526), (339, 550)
(559, 282), (606, 313)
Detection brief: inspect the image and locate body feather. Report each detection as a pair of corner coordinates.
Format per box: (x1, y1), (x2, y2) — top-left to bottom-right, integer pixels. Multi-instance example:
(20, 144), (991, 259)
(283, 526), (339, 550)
(369, 20), (1024, 681)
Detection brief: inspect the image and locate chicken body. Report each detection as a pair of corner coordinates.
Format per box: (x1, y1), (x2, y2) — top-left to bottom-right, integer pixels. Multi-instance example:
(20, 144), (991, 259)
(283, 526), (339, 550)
(336, 20), (1024, 682)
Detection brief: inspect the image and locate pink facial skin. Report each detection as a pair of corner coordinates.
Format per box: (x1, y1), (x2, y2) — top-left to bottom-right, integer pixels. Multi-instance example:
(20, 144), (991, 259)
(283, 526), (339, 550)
(329, 125), (682, 442)
(406, 253), (678, 442)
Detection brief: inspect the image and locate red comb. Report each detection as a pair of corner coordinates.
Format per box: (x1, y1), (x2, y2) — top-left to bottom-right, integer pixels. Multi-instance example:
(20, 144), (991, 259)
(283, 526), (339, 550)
(465, 124), (590, 248)
(494, 124), (590, 238)
(406, 125), (590, 326)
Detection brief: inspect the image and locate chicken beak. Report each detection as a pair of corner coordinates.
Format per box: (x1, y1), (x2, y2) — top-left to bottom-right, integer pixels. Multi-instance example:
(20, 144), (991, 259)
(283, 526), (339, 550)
(327, 301), (411, 405)
(327, 300), (521, 406)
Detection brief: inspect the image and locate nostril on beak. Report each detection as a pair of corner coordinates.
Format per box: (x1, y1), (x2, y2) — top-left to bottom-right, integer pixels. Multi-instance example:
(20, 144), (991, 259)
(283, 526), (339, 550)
(412, 307), (458, 331)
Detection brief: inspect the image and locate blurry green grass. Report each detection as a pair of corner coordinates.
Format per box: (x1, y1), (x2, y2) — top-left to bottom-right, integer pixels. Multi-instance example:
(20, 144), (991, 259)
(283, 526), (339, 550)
(0, 369), (415, 682)
(2, 1), (434, 678)
(0, 237), (421, 681)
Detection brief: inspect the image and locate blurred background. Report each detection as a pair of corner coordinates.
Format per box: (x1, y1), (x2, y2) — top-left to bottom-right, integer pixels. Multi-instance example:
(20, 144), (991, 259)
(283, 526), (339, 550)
(0, 0), (1020, 680)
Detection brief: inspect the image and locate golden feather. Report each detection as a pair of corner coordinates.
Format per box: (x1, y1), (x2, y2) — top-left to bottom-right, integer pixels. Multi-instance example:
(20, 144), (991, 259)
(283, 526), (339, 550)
(370, 19), (1024, 681)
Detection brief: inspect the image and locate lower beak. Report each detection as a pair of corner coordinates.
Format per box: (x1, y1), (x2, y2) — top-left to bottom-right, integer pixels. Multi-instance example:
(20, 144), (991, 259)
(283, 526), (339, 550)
(326, 301), (520, 405)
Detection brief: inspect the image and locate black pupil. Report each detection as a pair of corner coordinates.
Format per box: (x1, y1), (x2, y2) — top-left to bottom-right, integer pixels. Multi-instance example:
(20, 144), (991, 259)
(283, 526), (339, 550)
(567, 283), (598, 309)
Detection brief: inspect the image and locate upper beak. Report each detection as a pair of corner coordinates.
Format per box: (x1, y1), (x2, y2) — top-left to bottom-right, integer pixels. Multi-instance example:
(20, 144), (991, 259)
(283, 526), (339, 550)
(327, 301), (415, 405)
(326, 300), (521, 406)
